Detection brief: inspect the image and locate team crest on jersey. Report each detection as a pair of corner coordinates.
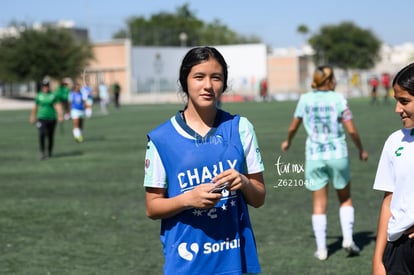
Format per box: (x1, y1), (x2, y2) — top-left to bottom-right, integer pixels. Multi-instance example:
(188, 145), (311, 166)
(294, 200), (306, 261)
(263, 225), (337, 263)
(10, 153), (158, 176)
(395, 147), (404, 157)
(145, 158), (150, 168)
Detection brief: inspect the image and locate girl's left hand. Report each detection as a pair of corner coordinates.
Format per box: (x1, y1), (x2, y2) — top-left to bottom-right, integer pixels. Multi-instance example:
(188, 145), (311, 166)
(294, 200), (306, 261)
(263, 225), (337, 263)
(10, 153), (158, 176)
(212, 169), (247, 192)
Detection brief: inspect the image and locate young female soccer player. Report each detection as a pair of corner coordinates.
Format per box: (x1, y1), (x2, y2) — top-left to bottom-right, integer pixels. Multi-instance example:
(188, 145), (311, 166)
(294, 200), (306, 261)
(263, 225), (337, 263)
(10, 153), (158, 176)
(372, 62), (414, 275)
(30, 81), (63, 159)
(69, 82), (87, 142)
(281, 65), (368, 260)
(143, 46), (265, 274)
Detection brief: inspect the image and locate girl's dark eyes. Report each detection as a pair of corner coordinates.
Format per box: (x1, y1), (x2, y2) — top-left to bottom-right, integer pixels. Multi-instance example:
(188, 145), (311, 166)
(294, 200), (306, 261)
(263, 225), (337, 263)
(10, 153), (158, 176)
(193, 75), (223, 81)
(396, 98), (410, 105)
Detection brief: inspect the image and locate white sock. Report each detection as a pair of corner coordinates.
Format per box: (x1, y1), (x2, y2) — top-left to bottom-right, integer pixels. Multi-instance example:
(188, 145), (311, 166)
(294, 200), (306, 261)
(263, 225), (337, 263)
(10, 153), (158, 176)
(312, 214), (327, 251)
(339, 206), (354, 243)
(73, 128), (82, 138)
(86, 108), (92, 118)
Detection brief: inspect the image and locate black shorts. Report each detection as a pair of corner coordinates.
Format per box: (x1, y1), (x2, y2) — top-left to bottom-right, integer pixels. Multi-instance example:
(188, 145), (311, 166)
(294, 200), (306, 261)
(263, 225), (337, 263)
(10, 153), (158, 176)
(383, 234), (414, 275)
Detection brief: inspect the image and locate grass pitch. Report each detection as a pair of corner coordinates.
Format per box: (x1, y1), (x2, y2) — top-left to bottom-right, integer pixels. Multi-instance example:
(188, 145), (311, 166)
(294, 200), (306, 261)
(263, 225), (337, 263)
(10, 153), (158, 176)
(0, 98), (398, 274)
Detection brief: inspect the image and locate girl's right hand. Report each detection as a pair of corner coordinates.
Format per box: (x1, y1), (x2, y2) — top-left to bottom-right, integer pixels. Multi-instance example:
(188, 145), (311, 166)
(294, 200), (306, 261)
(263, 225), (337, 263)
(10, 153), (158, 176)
(360, 150), (369, 161)
(281, 140), (290, 152)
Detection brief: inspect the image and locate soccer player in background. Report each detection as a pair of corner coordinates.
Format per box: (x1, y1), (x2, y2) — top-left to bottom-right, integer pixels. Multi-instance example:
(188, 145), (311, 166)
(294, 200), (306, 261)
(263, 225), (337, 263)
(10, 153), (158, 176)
(69, 82), (87, 142)
(281, 65), (368, 260)
(30, 80), (63, 159)
(81, 76), (94, 118)
(55, 78), (71, 120)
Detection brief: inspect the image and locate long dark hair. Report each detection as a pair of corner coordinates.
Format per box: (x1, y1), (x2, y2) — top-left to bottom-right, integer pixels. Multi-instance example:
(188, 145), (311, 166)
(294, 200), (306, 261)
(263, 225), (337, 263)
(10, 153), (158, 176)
(179, 46), (228, 94)
(392, 62), (414, 96)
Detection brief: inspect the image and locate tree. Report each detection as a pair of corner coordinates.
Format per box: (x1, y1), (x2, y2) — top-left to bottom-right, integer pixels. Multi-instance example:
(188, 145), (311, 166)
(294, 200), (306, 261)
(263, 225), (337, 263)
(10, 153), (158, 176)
(199, 19), (261, 46)
(297, 24), (309, 35)
(0, 25), (93, 83)
(308, 21), (381, 70)
(113, 3), (261, 46)
(296, 24), (309, 45)
(119, 5), (203, 46)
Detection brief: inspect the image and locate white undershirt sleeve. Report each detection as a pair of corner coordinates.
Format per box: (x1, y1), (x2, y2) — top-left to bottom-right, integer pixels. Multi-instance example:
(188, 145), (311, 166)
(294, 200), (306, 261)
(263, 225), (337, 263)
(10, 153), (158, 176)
(239, 117), (264, 174)
(143, 139), (167, 188)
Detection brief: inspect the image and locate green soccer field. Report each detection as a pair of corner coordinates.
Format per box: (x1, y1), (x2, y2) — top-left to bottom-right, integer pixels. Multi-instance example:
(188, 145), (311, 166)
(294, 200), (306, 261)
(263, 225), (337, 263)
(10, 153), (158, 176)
(0, 98), (399, 274)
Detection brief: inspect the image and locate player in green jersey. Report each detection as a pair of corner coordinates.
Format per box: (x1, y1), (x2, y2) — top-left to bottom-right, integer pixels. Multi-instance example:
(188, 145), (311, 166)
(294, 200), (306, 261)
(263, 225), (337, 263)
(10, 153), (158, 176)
(30, 81), (63, 159)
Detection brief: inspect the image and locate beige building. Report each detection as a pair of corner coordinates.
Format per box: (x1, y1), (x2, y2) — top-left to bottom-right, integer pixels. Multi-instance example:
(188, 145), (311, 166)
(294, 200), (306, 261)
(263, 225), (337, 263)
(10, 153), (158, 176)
(86, 39), (132, 103)
(267, 53), (313, 100)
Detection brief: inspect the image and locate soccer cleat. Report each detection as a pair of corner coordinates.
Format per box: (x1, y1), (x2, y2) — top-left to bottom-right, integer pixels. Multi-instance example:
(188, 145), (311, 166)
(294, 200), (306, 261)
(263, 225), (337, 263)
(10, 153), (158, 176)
(342, 240), (360, 256)
(75, 136), (84, 143)
(314, 248), (328, 261)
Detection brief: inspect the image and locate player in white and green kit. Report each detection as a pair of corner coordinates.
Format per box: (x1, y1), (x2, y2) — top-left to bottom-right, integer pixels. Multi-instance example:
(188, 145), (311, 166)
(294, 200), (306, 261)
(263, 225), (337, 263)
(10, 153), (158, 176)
(372, 63), (414, 274)
(281, 65), (368, 260)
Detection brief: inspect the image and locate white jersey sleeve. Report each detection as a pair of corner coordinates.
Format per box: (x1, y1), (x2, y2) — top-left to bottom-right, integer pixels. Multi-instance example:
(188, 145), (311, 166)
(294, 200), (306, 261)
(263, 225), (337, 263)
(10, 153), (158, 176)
(373, 136), (395, 192)
(239, 117), (264, 174)
(144, 140), (167, 188)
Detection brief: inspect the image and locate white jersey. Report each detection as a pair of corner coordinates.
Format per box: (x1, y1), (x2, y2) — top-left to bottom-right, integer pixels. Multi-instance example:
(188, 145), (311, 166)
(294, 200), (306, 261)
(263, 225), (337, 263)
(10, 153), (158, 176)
(373, 128), (414, 241)
(294, 90), (351, 160)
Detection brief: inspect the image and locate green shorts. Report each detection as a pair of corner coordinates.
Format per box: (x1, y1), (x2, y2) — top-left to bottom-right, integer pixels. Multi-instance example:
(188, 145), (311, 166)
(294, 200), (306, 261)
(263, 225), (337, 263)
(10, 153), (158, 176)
(305, 158), (350, 191)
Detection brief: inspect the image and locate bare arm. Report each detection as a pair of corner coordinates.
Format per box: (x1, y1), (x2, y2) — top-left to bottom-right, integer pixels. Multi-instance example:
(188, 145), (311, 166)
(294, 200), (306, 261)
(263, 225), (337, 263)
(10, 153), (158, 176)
(239, 172), (265, 208)
(281, 117), (302, 152)
(54, 102), (64, 122)
(30, 104), (38, 124)
(342, 119), (368, 160)
(372, 192), (392, 275)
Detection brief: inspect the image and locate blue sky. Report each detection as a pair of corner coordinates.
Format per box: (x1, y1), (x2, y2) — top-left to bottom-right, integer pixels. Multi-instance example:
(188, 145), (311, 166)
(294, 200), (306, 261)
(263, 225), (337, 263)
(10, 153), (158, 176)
(1, 0), (412, 48)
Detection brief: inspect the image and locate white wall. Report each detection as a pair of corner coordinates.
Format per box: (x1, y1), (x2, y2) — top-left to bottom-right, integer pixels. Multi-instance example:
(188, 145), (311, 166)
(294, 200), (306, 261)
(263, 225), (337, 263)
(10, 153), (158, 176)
(130, 44), (267, 95)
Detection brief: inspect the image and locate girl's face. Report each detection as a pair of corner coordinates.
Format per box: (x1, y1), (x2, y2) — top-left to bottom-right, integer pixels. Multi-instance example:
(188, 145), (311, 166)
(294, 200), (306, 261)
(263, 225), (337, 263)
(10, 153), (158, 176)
(41, 85), (50, 93)
(186, 58), (224, 108)
(394, 84), (414, 129)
